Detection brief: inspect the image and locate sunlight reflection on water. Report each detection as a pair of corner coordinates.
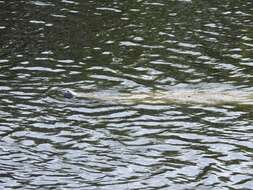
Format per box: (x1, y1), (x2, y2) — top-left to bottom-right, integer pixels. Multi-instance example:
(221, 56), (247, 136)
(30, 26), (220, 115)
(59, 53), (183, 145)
(0, 0), (253, 189)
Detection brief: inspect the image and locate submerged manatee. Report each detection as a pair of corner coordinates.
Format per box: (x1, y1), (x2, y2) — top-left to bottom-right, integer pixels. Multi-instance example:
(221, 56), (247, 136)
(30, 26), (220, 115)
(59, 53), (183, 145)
(60, 88), (253, 105)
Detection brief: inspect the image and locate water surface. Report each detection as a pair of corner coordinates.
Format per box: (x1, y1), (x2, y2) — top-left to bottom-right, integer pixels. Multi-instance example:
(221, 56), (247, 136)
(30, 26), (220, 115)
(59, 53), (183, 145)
(0, 0), (253, 189)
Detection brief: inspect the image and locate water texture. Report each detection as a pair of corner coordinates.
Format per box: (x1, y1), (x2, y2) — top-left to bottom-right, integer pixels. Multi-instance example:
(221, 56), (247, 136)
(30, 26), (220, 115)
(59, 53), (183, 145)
(0, 0), (253, 189)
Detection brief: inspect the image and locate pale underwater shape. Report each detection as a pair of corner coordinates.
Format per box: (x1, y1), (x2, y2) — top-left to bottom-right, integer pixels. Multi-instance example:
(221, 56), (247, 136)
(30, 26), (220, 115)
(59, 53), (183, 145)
(63, 89), (253, 105)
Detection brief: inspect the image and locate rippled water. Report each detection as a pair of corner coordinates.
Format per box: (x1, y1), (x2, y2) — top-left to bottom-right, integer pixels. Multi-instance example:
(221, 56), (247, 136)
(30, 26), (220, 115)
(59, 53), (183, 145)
(0, 0), (253, 189)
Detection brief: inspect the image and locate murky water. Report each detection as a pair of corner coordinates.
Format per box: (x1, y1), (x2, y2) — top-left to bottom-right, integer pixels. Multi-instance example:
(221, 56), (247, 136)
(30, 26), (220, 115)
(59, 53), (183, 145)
(0, 0), (253, 189)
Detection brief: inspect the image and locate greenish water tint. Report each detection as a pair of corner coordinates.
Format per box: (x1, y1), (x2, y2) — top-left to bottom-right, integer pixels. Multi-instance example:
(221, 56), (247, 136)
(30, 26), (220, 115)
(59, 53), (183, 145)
(0, 0), (253, 189)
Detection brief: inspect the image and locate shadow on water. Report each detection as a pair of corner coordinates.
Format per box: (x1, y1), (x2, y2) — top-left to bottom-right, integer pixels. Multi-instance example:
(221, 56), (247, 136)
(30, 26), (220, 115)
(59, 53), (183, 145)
(0, 0), (253, 189)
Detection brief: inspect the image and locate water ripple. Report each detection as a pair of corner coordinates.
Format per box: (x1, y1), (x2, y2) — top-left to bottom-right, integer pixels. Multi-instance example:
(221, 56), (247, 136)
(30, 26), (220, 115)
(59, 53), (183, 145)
(0, 0), (253, 189)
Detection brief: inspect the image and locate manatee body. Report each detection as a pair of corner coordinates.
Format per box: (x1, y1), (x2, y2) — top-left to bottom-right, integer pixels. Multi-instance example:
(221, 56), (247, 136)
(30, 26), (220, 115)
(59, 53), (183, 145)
(60, 88), (253, 105)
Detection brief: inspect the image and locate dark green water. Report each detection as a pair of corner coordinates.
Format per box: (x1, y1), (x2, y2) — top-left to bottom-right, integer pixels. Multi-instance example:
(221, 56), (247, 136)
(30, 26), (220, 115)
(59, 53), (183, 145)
(0, 0), (253, 189)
